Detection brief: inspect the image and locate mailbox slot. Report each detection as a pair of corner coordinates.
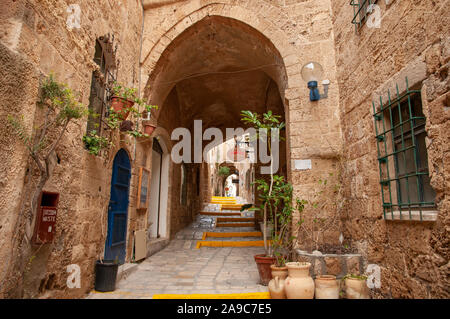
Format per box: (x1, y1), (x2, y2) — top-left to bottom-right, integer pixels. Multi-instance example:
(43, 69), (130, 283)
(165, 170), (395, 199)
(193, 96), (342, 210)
(33, 191), (60, 244)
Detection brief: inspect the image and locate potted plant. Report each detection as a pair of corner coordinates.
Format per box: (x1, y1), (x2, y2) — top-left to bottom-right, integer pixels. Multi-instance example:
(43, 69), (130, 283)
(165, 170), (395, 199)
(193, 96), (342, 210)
(141, 105), (157, 135)
(94, 257), (119, 292)
(315, 275), (340, 299)
(343, 274), (369, 299)
(110, 83), (137, 120)
(110, 82), (158, 121)
(240, 110), (285, 286)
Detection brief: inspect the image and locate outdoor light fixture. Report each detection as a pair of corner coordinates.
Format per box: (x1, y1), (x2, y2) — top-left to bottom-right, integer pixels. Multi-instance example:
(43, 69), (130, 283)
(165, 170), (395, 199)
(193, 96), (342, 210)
(301, 62), (330, 101)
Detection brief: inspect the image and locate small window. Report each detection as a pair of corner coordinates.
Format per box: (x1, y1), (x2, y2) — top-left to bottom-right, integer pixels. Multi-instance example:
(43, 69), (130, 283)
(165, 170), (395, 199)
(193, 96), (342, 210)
(350, 0), (378, 32)
(372, 78), (436, 221)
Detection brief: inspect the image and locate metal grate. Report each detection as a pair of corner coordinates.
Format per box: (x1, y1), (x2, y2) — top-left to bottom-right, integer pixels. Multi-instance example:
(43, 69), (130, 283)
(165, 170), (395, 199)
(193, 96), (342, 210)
(350, 0), (378, 32)
(372, 78), (436, 220)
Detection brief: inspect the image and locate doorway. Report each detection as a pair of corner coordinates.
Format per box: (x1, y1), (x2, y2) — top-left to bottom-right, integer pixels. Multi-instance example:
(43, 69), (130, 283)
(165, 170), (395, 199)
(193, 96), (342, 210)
(148, 138), (169, 238)
(105, 148), (131, 264)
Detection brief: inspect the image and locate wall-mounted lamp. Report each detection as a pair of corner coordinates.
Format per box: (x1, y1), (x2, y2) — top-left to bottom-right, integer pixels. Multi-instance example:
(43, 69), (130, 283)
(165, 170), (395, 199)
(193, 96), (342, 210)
(301, 62), (330, 101)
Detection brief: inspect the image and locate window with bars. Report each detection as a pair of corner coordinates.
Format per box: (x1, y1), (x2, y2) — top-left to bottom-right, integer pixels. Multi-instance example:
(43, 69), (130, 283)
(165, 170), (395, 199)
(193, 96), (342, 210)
(350, 0), (378, 32)
(372, 78), (436, 221)
(86, 36), (117, 134)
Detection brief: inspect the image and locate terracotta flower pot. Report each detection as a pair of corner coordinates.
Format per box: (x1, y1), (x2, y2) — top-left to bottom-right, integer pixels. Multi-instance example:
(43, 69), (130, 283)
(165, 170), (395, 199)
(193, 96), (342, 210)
(143, 123), (156, 135)
(268, 265), (288, 299)
(284, 262), (315, 299)
(254, 254), (276, 286)
(315, 275), (340, 299)
(111, 96), (134, 120)
(344, 277), (369, 299)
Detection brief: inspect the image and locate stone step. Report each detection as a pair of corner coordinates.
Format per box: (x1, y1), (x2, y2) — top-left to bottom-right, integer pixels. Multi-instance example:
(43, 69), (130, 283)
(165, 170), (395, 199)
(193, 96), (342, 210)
(216, 222), (255, 228)
(199, 211), (241, 216)
(216, 217), (255, 222)
(201, 231), (262, 240)
(220, 205), (243, 211)
(196, 240), (266, 249)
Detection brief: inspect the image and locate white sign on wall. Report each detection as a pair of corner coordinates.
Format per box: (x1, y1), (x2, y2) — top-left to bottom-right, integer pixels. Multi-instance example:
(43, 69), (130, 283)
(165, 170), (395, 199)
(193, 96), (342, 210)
(294, 159), (312, 171)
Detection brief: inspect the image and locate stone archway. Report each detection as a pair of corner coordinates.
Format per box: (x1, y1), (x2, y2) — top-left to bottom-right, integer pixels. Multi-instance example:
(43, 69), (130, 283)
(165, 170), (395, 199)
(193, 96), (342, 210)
(141, 8), (294, 235)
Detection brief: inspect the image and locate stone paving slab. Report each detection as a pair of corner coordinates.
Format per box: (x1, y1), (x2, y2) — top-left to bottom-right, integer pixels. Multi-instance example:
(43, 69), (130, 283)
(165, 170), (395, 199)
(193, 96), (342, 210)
(86, 239), (267, 299)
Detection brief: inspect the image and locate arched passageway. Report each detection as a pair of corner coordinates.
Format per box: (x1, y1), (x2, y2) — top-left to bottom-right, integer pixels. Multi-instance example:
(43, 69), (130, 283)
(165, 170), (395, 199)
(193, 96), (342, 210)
(143, 15), (289, 238)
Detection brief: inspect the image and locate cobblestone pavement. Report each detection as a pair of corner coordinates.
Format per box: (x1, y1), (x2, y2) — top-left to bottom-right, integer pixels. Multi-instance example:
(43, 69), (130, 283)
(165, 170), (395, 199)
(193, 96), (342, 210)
(87, 212), (268, 299)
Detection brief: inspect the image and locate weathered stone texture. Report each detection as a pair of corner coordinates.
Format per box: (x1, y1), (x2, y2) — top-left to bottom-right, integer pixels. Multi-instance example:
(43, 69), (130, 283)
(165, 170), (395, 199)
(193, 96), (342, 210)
(331, 0), (449, 298)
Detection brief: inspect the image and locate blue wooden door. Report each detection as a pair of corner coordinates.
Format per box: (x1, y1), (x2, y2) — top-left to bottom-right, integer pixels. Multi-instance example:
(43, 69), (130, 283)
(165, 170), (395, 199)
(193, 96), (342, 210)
(105, 149), (131, 264)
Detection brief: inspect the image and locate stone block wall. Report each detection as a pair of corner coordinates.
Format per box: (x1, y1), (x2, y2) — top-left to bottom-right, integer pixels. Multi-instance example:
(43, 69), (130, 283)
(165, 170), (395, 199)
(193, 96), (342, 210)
(331, 0), (449, 298)
(0, 0), (143, 298)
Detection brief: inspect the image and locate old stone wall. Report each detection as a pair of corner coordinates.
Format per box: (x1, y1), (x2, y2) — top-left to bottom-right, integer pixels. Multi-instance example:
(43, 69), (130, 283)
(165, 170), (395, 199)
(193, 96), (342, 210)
(331, 0), (449, 298)
(0, 0), (143, 298)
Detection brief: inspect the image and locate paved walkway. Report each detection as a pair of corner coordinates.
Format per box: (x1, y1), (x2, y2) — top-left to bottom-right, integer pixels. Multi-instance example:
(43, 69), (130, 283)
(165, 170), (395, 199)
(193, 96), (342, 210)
(87, 209), (268, 299)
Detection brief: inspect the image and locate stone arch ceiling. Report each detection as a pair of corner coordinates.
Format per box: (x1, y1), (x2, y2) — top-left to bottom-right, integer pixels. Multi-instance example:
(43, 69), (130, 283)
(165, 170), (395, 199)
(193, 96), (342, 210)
(145, 16), (286, 131)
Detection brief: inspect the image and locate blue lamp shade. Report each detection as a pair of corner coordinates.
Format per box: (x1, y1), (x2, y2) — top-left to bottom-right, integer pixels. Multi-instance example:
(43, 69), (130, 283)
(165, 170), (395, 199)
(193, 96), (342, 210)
(307, 81), (320, 101)
(301, 62), (324, 101)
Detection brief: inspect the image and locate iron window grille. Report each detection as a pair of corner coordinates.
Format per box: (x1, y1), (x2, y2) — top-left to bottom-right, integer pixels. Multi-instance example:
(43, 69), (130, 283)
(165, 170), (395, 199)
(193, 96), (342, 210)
(350, 0), (378, 32)
(372, 78), (436, 221)
(86, 35), (118, 135)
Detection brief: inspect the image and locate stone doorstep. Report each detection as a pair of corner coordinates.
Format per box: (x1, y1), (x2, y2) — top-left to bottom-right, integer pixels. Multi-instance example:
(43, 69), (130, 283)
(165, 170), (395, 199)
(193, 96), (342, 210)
(147, 237), (170, 257)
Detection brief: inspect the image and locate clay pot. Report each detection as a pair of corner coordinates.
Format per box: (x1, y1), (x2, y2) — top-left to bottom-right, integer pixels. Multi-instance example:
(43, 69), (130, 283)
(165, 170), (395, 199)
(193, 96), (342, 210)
(254, 254), (276, 286)
(268, 265), (288, 299)
(143, 123), (156, 135)
(270, 265), (288, 280)
(314, 275), (340, 299)
(284, 262), (314, 299)
(111, 96), (134, 120)
(344, 277), (370, 299)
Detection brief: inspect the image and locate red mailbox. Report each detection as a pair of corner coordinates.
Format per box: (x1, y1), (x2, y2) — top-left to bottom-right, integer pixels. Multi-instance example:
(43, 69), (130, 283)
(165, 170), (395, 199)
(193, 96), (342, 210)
(33, 191), (59, 244)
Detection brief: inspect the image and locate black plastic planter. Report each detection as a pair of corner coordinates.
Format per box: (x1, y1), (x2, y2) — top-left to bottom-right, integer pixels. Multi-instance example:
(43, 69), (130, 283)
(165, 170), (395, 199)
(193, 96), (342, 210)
(94, 260), (118, 292)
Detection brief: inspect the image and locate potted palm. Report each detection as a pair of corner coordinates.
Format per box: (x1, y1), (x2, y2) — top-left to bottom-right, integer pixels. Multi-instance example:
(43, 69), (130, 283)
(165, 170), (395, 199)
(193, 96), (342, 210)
(240, 110), (285, 286)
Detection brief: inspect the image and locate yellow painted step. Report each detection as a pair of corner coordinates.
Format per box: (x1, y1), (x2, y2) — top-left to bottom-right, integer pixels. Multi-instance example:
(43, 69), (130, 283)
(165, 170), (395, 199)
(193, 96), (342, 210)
(216, 217), (255, 222)
(153, 292), (270, 299)
(216, 222), (255, 227)
(196, 240), (266, 248)
(200, 211), (241, 216)
(201, 231), (262, 240)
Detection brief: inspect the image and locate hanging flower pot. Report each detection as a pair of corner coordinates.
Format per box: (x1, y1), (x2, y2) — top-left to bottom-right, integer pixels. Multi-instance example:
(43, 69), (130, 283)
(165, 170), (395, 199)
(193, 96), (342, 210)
(141, 120), (156, 136)
(110, 96), (134, 120)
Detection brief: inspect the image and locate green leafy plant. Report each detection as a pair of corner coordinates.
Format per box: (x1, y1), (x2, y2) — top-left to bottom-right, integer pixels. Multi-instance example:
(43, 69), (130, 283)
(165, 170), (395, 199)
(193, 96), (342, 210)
(218, 166), (231, 177)
(82, 130), (111, 155)
(343, 274), (368, 280)
(241, 110), (285, 257)
(111, 82), (158, 112)
(8, 73), (87, 218)
(296, 173), (343, 252)
(82, 83), (158, 156)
